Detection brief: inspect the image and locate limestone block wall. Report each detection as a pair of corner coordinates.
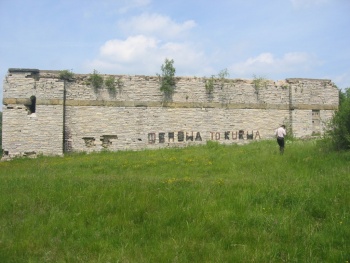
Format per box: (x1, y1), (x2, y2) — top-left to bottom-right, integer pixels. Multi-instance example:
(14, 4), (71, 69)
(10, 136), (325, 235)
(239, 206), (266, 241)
(288, 78), (338, 106)
(2, 69), (339, 157)
(65, 106), (289, 152)
(2, 69), (64, 157)
(2, 104), (63, 157)
(62, 74), (290, 105)
(61, 74), (292, 152)
(4, 70), (64, 100)
(287, 78), (338, 137)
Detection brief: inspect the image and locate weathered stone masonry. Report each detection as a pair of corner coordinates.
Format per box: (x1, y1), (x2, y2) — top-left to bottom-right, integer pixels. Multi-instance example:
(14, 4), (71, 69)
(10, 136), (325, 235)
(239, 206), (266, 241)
(2, 68), (339, 158)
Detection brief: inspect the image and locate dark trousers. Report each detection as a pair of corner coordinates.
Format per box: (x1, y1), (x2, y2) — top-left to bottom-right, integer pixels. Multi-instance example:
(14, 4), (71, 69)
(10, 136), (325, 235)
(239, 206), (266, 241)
(277, 137), (285, 154)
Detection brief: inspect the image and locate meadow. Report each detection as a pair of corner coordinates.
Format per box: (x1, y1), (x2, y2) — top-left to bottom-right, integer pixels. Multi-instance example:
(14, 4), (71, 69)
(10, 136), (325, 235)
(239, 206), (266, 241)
(0, 140), (349, 262)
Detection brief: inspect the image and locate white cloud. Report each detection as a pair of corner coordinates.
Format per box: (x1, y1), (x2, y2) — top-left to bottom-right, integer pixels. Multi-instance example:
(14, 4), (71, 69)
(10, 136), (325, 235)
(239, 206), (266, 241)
(230, 52), (322, 78)
(85, 35), (207, 76)
(118, 13), (196, 39)
(85, 10), (202, 75)
(99, 35), (159, 62)
(290, 0), (330, 9)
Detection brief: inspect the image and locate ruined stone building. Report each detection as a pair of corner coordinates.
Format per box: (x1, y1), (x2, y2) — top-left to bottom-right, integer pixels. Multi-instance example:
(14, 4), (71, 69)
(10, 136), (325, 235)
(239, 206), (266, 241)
(2, 68), (339, 158)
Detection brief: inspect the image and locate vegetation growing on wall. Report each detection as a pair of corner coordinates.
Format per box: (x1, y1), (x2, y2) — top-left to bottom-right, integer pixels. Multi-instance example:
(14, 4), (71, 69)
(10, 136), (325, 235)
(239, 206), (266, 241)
(205, 75), (215, 94)
(105, 76), (116, 91)
(205, 69), (230, 94)
(217, 68), (230, 89)
(158, 58), (176, 99)
(88, 70), (104, 91)
(281, 84), (289, 90)
(59, 70), (74, 81)
(252, 75), (268, 92)
(105, 76), (124, 96)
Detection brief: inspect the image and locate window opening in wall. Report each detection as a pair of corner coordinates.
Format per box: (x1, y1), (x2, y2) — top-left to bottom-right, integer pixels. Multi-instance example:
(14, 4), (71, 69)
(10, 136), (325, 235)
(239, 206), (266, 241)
(168, 132), (174, 142)
(30, 96), (36, 113)
(178, 131), (184, 142)
(159, 133), (165, 143)
(148, 133), (156, 144)
(239, 130), (244, 139)
(26, 95), (36, 115)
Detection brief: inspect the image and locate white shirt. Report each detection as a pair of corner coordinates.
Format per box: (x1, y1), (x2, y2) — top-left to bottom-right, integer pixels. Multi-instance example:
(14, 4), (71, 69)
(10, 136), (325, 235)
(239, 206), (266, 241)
(275, 127), (286, 138)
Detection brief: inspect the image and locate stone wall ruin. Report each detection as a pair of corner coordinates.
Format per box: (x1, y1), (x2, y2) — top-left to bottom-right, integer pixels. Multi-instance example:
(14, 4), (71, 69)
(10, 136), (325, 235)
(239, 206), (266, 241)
(2, 68), (339, 158)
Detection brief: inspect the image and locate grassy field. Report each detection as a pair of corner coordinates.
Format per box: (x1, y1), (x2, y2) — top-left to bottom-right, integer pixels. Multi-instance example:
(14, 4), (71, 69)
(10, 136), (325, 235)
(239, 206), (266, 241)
(0, 140), (349, 262)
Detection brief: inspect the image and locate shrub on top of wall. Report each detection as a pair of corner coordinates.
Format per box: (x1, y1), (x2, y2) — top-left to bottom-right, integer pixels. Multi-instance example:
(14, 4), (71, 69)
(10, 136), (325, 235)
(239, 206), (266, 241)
(205, 75), (215, 94)
(217, 68), (229, 89)
(59, 70), (74, 81)
(88, 70), (104, 91)
(204, 69), (229, 94)
(105, 76), (116, 92)
(158, 58), (176, 100)
(252, 75), (268, 92)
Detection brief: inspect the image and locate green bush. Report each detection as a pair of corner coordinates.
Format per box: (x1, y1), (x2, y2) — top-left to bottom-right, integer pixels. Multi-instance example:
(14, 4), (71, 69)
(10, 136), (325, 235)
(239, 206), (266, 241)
(58, 70), (74, 81)
(89, 69), (104, 91)
(217, 68), (229, 89)
(204, 69), (229, 94)
(205, 75), (215, 94)
(252, 74), (268, 92)
(105, 75), (116, 91)
(0, 111), (2, 154)
(325, 88), (350, 150)
(158, 58), (176, 99)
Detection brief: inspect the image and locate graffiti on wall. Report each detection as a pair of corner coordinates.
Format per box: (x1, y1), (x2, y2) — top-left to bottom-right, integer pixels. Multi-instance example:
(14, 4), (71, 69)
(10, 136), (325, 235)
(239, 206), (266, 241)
(148, 130), (261, 144)
(81, 130), (261, 149)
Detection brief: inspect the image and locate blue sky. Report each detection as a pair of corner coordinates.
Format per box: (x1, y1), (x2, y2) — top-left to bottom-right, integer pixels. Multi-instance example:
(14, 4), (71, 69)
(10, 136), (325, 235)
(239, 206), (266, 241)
(1, 0), (349, 104)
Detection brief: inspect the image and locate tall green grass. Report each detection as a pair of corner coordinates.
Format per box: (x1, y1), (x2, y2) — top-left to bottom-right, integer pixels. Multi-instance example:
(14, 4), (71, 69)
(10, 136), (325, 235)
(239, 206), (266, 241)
(0, 140), (349, 262)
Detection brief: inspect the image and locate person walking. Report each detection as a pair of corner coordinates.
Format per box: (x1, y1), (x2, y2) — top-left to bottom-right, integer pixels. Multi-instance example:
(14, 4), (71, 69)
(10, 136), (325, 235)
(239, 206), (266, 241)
(275, 125), (286, 154)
